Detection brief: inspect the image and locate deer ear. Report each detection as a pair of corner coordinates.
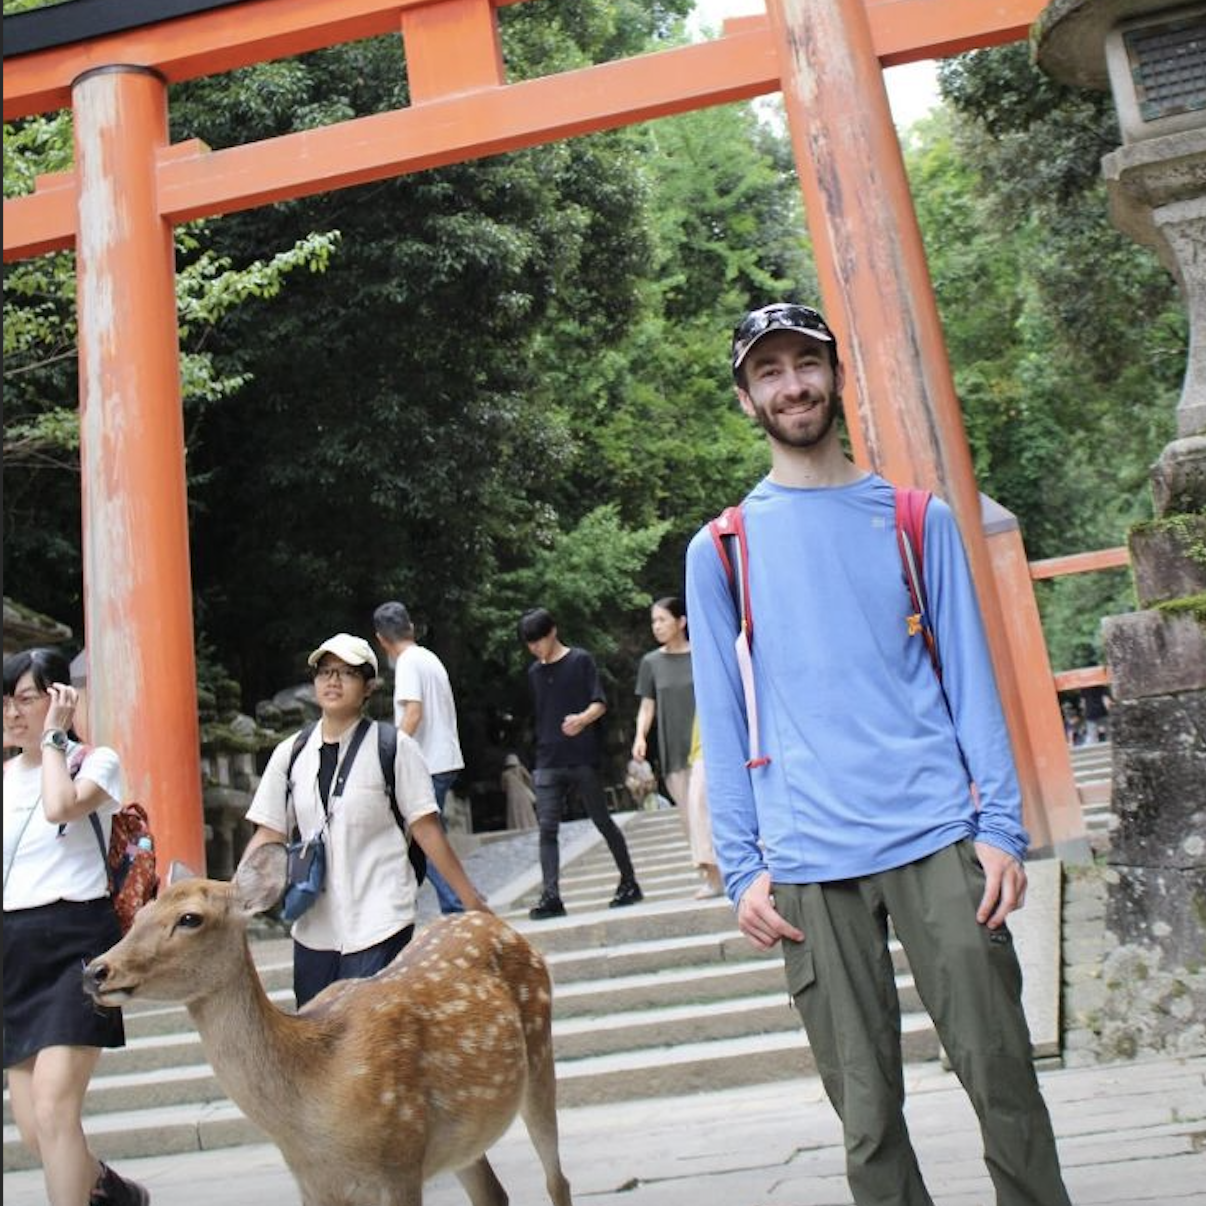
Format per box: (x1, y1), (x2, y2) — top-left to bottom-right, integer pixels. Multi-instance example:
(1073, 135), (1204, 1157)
(234, 842), (288, 915)
(167, 860), (199, 887)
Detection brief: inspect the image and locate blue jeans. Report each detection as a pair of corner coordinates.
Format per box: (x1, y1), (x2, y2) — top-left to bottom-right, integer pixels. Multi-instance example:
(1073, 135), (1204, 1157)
(425, 769), (464, 914)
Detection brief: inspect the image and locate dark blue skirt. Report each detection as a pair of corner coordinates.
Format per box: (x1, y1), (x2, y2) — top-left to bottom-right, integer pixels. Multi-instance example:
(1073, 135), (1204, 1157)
(3, 897), (125, 1067)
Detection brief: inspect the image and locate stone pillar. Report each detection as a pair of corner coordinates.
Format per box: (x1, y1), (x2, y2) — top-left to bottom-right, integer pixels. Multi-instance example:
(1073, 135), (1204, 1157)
(1036, 0), (1206, 973)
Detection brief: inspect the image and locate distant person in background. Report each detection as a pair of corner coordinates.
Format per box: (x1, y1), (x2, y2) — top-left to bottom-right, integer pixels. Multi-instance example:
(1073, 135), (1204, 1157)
(500, 753), (538, 831)
(1081, 685), (1111, 744)
(631, 596), (695, 809)
(373, 601), (466, 915)
(632, 597), (715, 893)
(684, 715), (724, 898)
(4, 648), (150, 1206)
(518, 607), (642, 919)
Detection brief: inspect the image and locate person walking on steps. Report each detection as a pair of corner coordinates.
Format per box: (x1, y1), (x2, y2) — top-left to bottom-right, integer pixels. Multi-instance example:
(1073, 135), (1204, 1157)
(685, 302), (1073, 1206)
(518, 608), (642, 919)
(4, 648), (151, 1206)
(373, 600), (467, 914)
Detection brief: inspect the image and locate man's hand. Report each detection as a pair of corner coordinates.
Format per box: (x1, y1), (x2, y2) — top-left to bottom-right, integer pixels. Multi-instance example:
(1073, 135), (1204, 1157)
(561, 712), (586, 737)
(631, 735), (647, 761)
(974, 841), (1027, 930)
(737, 872), (804, 951)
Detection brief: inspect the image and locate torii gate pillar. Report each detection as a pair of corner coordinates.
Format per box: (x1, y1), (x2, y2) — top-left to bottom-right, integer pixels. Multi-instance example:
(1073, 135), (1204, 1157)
(73, 65), (206, 872)
(767, 0), (1089, 859)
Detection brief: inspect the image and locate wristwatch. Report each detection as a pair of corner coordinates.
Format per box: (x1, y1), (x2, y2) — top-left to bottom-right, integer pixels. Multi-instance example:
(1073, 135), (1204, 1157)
(40, 728), (69, 753)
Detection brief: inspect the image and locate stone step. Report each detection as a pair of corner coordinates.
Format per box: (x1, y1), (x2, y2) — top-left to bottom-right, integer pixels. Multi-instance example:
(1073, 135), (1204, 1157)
(3, 1020), (941, 1169)
(554, 1012), (942, 1107)
(0, 813), (1060, 1171)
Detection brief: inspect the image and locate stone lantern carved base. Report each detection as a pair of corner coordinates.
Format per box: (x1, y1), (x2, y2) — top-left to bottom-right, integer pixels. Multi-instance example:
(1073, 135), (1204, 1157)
(1102, 130), (1206, 437)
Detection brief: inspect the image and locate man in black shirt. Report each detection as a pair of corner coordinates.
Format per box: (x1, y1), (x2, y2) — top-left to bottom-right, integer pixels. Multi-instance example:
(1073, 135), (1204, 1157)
(518, 608), (642, 919)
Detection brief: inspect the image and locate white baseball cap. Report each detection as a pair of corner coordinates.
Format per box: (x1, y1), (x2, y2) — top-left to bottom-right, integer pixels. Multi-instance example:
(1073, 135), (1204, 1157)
(306, 633), (379, 676)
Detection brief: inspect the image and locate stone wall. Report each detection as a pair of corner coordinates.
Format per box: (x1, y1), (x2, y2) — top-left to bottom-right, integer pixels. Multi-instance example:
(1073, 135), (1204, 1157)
(1061, 862), (1206, 1066)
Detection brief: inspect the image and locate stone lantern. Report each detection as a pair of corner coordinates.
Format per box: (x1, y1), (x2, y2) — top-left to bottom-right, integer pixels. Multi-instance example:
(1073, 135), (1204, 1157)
(1036, 1), (1205, 985)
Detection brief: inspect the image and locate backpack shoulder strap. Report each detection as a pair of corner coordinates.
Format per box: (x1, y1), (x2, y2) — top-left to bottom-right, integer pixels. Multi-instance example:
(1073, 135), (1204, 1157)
(707, 504), (753, 644)
(376, 721), (428, 886)
(376, 721), (403, 831)
(894, 486), (942, 682)
(283, 722), (315, 832)
(706, 503), (769, 770)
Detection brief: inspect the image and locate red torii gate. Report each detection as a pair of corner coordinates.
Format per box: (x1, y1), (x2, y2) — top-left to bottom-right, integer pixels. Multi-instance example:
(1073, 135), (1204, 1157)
(3, 0), (1087, 873)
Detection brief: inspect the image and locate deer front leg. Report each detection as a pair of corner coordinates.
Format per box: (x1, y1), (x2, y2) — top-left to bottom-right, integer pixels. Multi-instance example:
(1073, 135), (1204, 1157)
(453, 1155), (508, 1206)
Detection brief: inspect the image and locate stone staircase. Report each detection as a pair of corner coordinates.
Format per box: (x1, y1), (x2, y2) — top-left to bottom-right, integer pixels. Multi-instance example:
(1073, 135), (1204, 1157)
(1070, 741), (1114, 850)
(3, 779), (1085, 1170)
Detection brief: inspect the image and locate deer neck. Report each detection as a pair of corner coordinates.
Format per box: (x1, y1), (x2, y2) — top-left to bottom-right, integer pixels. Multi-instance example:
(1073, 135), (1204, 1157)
(185, 939), (309, 1136)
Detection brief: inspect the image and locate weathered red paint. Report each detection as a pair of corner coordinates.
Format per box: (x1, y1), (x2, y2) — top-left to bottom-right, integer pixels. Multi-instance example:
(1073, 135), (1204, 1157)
(73, 67), (206, 874)
(1030, 546), (1131, 580)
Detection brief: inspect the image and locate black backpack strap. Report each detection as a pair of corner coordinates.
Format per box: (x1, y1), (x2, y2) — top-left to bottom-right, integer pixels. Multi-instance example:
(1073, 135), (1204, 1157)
(285, 722), (316, 838)
(376, 721), (428, 886)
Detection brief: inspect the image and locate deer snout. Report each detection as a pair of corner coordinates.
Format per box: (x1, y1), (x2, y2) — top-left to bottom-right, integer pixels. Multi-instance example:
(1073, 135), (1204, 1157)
(82, 958), (130, 1005)
(82, 959), (108, 999)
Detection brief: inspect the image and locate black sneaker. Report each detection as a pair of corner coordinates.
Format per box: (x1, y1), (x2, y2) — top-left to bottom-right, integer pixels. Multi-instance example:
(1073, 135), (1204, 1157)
(609, 880), (643, 908)
(529, 891), (566, 920)
(91, 1162), (150, 1206)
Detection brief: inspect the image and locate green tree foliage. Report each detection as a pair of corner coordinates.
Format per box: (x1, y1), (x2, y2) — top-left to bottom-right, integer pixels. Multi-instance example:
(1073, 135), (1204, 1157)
(919, 44), (1186, 669)
(2, 105), (340, 624)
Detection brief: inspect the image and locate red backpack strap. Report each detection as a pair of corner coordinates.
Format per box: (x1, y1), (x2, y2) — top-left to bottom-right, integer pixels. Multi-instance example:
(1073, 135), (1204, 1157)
(707, 505), (754, 644)
(894, 487), (941, 682)
(707, 504), (769, 769)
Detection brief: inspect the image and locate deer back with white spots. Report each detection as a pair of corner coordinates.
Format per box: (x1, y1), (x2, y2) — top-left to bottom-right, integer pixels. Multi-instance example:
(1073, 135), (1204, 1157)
(83, 842), (573, 1206)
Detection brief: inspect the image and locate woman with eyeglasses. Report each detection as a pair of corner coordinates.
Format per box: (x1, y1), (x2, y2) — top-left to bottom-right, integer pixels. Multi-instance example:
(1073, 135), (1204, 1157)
(3, 647), (150, 1206)
(240, 633), (489, 1007)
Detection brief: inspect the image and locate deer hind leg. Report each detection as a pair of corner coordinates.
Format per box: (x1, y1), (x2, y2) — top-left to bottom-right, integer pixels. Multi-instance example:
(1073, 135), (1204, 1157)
(453, 1154), (508, 1206)
(520, 1050), (573, 1206)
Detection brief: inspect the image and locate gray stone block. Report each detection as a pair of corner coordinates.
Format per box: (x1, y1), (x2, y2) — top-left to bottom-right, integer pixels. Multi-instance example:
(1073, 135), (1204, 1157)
(1103, 611), (1206, 699)
(1104, 866), (1206, 968)
(1129, 514), (1206, 607)
(1151, 435), (1206, 515)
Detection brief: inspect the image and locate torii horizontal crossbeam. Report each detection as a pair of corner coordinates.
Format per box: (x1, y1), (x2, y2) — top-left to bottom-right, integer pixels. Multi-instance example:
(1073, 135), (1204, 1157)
(3, 0), (1044, 262)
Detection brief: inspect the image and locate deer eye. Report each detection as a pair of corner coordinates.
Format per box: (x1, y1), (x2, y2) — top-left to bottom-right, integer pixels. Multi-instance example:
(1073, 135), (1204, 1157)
(176, 913), (204, 929)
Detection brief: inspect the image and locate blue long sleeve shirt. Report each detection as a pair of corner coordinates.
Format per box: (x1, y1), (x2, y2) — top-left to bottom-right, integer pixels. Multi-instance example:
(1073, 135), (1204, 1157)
(684, 473), (1028, 909)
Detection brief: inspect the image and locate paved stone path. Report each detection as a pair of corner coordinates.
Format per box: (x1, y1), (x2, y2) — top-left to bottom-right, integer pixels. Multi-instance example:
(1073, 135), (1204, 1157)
(4, 1053), (1202, 1204)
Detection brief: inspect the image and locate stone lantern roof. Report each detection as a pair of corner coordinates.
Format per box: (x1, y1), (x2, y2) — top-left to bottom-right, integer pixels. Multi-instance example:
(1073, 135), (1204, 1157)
(1035, 0), (1183, 88)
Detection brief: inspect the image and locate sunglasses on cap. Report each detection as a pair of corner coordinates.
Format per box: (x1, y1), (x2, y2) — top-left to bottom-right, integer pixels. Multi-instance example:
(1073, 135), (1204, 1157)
(732, 303), (835, 374)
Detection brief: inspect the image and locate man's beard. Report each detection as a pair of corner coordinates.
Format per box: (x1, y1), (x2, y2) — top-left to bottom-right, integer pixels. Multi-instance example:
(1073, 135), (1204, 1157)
(751, 389), (842, 449)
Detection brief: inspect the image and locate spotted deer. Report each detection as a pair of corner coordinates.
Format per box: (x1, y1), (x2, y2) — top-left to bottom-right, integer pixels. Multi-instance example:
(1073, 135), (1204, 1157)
(83, 842), (573, 1206)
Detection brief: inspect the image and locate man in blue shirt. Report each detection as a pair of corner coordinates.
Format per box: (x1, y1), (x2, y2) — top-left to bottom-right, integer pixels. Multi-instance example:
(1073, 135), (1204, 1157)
(685, 303), (1071, 1206)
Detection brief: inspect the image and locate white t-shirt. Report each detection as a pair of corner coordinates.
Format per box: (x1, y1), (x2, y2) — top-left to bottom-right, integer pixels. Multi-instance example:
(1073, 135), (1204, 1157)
(392, 645), (464, 776)
(245, 720), (438, 954)
(3, 742), (123, 910)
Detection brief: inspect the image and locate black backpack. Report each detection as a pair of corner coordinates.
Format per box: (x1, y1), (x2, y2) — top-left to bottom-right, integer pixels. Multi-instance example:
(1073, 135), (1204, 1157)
(286, 719), (427, 886)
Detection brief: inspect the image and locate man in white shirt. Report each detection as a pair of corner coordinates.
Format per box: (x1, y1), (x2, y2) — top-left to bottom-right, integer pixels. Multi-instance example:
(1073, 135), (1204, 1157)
(374, 602), (467, 915)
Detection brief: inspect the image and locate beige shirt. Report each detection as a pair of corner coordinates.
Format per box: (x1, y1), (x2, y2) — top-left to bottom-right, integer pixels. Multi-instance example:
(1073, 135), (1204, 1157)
(246, 721), (437, 954)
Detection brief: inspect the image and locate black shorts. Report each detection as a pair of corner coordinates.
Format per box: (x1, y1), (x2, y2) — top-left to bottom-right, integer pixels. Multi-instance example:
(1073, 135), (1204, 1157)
(3, 897), (125, 1068)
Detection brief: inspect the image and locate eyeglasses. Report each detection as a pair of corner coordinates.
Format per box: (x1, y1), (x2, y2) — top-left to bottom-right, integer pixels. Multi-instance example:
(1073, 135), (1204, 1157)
(3, 691), (46, 714)
(313, 666), (364, 683)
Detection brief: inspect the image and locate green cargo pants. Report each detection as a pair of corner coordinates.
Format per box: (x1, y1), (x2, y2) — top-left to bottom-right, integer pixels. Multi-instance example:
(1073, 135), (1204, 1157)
(775, 839), (1071, 1206)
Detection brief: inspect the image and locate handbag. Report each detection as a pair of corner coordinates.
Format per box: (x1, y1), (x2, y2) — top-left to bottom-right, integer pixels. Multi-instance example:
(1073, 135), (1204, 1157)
(281, 835), (326, 922)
